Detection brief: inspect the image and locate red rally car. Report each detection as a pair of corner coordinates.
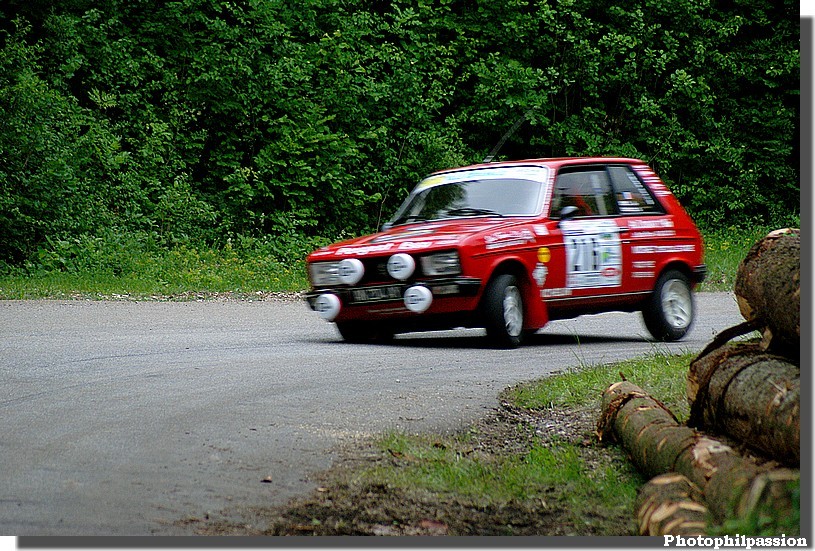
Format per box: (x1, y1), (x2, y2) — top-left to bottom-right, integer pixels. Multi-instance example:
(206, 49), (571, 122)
(305, 158), (706, 348)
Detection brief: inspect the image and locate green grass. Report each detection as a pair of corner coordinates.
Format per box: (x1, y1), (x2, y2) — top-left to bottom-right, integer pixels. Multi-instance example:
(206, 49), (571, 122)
(0, 246), (310, 299)
(350, 349), (798, 535)
(698, 226), (775, 292)
(0, 226), (773, 299)
(350, 351), (696, 534)
(368, 431), (641, 523)
(504, 349), (695, 421)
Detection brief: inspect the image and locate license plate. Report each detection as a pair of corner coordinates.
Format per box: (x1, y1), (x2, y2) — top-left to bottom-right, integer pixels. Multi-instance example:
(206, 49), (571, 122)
(351, 285), (402, 303)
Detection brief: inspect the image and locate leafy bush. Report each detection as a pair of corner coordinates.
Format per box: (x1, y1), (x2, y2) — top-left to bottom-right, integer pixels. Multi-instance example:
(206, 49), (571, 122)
(0, 0), (799, 270)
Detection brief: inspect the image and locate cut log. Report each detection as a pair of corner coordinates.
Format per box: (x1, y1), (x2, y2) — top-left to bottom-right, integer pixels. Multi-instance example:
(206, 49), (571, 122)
(596, 381), (695, 480)
(734, 228), (800, 357)
(704, 460), (799, 531)
(597, 381), (799, 523)
(636, 473), (710, 536)
(688, 342), (800, 466)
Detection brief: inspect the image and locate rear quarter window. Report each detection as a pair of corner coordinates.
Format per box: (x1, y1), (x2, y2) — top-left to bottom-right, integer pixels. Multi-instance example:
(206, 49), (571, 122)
(608, 166), (665, 215)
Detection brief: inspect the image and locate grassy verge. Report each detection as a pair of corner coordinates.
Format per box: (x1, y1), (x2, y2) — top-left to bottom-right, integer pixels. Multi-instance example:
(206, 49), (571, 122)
(362, 351), (694, 530)
(505, 348), (693, 419)
(0, 246), (310, 300)
(241, 350), (797, 536)
(358, 429), (645, 535)
(229, 352), (690, 536)
(0, 227), (770, 299)
(698, 226), (774, 292)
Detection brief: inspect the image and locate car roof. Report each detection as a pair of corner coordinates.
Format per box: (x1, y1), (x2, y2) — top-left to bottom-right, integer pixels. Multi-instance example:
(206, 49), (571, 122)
(431, 157), (645, 176)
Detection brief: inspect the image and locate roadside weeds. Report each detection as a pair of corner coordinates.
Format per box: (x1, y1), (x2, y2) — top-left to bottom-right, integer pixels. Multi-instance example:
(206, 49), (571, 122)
(183, 391), (645, 536)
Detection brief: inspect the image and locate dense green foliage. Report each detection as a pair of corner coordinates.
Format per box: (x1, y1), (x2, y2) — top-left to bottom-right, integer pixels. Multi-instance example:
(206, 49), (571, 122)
(0, 0), (799, 271)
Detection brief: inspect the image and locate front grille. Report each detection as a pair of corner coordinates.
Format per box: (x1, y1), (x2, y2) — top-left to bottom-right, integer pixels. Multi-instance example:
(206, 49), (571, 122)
(359, 256), (428, 285)
(359, 257), (392, 285)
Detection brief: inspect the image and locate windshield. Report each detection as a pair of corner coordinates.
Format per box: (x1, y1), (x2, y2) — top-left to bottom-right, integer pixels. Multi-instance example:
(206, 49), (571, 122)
(388, 168), (548, 227)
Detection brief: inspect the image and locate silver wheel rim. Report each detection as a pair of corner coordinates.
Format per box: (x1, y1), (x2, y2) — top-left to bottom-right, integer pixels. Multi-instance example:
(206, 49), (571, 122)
(661, 279), (692, 329)
(503, 286), (524, 337)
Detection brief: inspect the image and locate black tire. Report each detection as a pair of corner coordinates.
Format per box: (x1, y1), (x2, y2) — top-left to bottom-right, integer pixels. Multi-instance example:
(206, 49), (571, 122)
(482, 274), (525, 348)
(336, 321), (393, 344)
(642, 269), (694, 341)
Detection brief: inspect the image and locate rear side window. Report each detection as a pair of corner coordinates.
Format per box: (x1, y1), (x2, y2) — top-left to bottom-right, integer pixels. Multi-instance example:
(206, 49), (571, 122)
(608, 166), (664, 215)
(551, 169), (617, 218)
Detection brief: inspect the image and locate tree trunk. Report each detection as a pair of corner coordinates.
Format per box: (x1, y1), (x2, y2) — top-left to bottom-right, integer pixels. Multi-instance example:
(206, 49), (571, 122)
(688, 342), (800, 466)
(597, 381), (799, 523)
(636, 473), (710, 536)
(597, 381), (695, 480)
(734, 228), (800, 356)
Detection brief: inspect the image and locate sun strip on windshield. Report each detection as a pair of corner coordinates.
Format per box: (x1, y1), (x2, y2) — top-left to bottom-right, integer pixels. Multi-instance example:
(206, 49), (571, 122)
(415, 166), (550, 192)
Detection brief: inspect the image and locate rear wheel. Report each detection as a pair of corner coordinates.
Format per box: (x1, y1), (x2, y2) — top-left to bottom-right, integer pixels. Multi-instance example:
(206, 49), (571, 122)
(642, 269), (694, 341)
(482, 274), (525, 348)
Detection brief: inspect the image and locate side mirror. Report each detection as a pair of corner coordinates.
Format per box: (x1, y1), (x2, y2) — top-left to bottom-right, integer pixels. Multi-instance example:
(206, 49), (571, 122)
(557, 206), (579, 228)
(381, 222), (393, 232)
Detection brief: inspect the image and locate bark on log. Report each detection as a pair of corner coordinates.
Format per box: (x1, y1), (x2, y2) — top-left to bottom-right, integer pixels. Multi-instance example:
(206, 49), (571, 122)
(597, 381), (799, 522)
(597, 382), (695, 480)
(688, 342), (800, 466)
(734, 228), (800, 357)
(636, 473), (710, 536)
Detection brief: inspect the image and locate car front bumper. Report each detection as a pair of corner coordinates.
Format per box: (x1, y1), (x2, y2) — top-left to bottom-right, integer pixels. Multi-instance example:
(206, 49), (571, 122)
(305, 277), (482, 311)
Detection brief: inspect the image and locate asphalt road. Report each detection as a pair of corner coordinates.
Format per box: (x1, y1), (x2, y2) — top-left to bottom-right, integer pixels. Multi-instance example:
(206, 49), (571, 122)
(0, 293), (743, 536)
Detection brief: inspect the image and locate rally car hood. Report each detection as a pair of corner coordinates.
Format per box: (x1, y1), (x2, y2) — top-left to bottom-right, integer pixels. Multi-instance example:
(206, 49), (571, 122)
(308, 218), (533, 259)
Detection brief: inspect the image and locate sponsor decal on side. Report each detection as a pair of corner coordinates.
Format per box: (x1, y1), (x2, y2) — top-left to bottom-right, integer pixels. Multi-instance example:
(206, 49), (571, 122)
(628, 218), (674, 230)
(533, 264), (548, 286)
(434, 238), (462, 247)
(336, 243), (396, 256)
(632, 260), (656, 269)
(631, 230), (677, 238)
(634, 166), (673, 197)
(533, 247), (551, 287)
(484, 229), (536, 250)
(541, 288), (572, 298)
(632, 244), (696, 254)
(398, 241), (434, 251)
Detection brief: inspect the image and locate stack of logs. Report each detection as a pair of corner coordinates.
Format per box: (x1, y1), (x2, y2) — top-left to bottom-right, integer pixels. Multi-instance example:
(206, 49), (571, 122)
(596, 228), (801, 536)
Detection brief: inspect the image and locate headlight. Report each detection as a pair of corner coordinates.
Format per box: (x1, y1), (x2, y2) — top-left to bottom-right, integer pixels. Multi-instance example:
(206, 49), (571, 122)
(338, 258), (365, 285)
(387, 253), (416, 281)
(420, 250), (461, 276)
(309, 261), (341, 286)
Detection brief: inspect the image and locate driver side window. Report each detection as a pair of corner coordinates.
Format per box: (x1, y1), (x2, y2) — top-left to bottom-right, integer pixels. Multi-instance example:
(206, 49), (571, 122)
(551, 168), (616, 218)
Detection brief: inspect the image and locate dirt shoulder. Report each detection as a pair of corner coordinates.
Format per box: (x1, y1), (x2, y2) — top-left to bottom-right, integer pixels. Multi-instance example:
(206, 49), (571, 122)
(182, 399), (640, 536)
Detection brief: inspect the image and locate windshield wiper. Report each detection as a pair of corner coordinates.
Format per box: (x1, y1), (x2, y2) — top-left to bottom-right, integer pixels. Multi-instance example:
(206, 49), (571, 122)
(444, 207), (504, 218)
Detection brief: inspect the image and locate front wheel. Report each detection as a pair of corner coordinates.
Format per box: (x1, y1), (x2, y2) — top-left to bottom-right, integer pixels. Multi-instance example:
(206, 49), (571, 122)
(642, 270), (694, 341)
(482, 274), (525, 348)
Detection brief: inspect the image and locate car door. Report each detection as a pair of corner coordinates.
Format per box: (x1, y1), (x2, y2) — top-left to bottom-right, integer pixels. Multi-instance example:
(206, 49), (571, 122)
(546, 165), (626, 306)
(605, 164), (672, 294)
